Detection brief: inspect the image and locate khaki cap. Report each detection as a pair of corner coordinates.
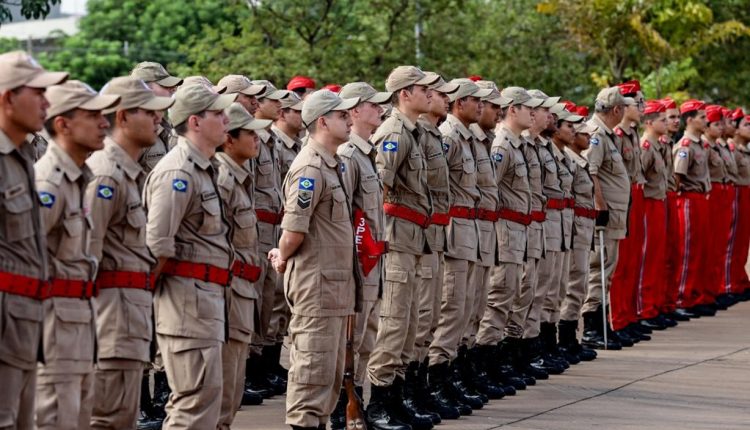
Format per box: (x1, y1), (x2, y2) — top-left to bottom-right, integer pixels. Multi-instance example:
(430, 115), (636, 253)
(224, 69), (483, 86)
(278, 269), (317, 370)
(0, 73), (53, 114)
(301, 90), (359, 128)
(549, 103), (566, 115)
(623, 96), (636, 106)
(385, 65), (439, 92)
(528, 89), (560, 108)
(595, 86), (626, 109)
(217, 75), (266, 96)
(100, 76), (174, 114)
(557, 109), (584, 123)
(169, 83), (237, 126)
(423, 72), (459, 94)
(0, 51), (68, 92)
(280, 91), (304, 110)
(130, 61), (182, 87)
(225, 102), (272, 132)
(183, 76), (227, 94)
(339, 82), (392, 105)
(250, 80), (288, 100)
(500, 86), (544, 108)
(45, 80), (120, 119)
(575, 122), (598, 134)
(475, 80), (511, 107)
(447, 78), (493, 102)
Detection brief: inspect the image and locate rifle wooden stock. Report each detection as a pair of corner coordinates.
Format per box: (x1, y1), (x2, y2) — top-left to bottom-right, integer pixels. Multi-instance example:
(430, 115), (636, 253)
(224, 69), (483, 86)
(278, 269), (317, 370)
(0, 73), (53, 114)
(344, 314), (366, 429)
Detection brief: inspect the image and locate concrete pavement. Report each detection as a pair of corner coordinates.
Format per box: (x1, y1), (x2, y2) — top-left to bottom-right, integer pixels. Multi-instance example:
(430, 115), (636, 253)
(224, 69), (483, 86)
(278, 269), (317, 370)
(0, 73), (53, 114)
(233, 301), (750, 429)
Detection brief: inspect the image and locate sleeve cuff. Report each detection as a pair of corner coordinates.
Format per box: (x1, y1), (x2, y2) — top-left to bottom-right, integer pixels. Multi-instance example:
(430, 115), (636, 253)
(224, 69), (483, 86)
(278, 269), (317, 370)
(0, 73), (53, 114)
(281, 213), (310, 234)
(147, 236), (176, 259)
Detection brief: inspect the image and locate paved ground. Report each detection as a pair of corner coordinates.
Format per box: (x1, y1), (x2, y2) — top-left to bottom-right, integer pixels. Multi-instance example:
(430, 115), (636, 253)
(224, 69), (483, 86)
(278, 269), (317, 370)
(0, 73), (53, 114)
(234, 301), (750, 429)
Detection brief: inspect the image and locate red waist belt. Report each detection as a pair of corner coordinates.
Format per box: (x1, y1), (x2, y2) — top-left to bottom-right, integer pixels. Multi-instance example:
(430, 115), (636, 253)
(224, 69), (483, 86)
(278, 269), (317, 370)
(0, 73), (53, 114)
(573, 207), (597, 219)
(498, 208), (531, 226)
(161, 259), (231, 286)
(430, 213), (451, 226)
(255, 209), (283, 225)
(565, 198), (576, 208)
(383, 203), (430, 228)
(678, 191), (709, 200)
(449, 206), (477, 220)
(531, 210), (546, 222)
(232, 261), (262, 283)
(96, 270), (156, 292)
(0, 271), (46, 300)
(43, 278), (96, 300)
(477, 208), (500, 222)
(546, 198), (567, 210)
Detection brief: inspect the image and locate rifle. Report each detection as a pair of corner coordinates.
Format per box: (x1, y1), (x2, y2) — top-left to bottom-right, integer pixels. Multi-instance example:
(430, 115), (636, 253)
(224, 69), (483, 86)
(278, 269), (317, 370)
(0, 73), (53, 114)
(344, 313), (366, 429)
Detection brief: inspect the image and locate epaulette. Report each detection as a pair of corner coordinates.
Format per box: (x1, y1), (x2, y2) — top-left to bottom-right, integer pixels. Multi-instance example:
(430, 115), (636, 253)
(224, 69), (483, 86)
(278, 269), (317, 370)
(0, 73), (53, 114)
(641, 140), (651, 150)
(380, 115), (403, 135)
(614, 126), (624, 137)
(217, 166), (234, 190)
(680, 138), (691, 147)
(729, 142), (736, 152)
(658, 135), (669, 144)
(87, 156), (125, 184)
(337, 142), (356, 159)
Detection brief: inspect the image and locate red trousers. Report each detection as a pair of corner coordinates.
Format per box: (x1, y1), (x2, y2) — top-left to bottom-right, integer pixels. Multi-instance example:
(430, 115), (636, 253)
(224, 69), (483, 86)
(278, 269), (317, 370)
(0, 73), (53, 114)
(674, 192), (710, 309)
(705, 184), (734, 301)
(663, 192), (680, 313)
(637, 198), (667, 319)
(727, 185), (750, 294)
(610, 185), (644, 330)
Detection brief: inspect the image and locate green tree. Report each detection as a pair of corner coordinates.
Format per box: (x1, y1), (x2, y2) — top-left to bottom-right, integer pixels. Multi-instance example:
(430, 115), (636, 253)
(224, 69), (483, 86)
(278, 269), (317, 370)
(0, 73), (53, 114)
(0, 0), (60, 25)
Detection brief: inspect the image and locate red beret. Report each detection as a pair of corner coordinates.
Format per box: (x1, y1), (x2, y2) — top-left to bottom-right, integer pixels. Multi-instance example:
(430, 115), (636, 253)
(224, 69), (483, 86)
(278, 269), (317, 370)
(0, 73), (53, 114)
(660, 98), (677, 110)
(574, 105), (589, 117)
(721, 107), (731, 118)
(286, 75), (316, 91)
(705, 105), (724, 123)
(618, 80), (641, 96)
(730, 108), (745, 121)
(467, 75), (482, 82)
(561, 100), (576, 112)
(643, 100), (666, 115)
(322, 84), (342, 93)
(680, 99), (706, 115)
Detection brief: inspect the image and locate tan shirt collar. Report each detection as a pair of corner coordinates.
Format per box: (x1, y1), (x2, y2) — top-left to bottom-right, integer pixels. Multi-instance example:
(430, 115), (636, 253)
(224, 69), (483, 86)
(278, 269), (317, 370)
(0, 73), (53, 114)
(47, 140), (85, 182)
(272, 124), (302, 150)
(393, 107), (417, 132)
(215, 152), (250, 184)
(446, 114), (473, 140)
(177, 136), (212, 170)
(307, 137), (338, 168)
(104, 137), (143, 181)
(348, 133), (374, 156)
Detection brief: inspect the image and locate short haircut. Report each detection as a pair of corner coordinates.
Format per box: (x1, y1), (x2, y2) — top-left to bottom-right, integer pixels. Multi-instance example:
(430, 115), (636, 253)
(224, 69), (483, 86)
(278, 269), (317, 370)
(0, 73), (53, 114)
(174, 111), (206, 136)
(43, 110), (77, 138)
(391, 85), (415, 107)
(642, 112), (662, 123)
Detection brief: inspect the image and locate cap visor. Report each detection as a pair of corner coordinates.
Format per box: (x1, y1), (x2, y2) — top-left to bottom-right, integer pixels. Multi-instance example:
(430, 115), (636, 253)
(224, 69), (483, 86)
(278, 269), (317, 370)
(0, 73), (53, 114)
(26, 71), (69, 88)
(623, 97), (636, 106)
(80, 94), (121, 112)
(522, 97), (544, 108)
(473, 88), (494, 99)
(140, 95), (175, 111)
(241, 84), (266, 96)
(416, 74), (440, 87)
(265, 90), (288, 100)
(563, 114), (584, 123)
(436, 82), (460, 94)
(156, 76), (182, 88)
(367, 91), (392, 104)
(541, 97), (558, 108)
(208, 93), (238, 111)
(289, 100), (304, 110)
(334, 97), (360, 111)
(240, 118), (273, 131)
(575, 123), (597, 134)
(549, 103), (566, 115)
(485, 95), (511, 106)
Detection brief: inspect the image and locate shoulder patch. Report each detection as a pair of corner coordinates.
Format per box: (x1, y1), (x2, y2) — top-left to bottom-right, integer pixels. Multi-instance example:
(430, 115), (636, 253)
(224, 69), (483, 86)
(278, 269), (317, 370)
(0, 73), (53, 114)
(590, 137), (600, 146)
(641, 140), (651, 150)
(172, 178), (188, 192)
(678, 150), (688, 159)
(38, 191), (55, 208)
(614, 127), (623, 137)
(729, 143), (736, 152)
(659, 135), (669, 144)
(297, 177), (315, 209)
(340, 162), (346, 173)
(382, 141), (398, 152)
(680, 138), (691, 147)
(96, 184), (114, 200)
(492, 152), (504, 162)
(298, 177), (315, 190)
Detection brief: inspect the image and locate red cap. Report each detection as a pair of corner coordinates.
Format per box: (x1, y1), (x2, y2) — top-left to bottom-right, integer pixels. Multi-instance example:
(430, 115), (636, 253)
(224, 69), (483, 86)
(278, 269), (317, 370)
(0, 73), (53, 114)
(730, 108), (745, 121)
(660, 97), (677, 110)
(574, 105), (589, 117)
(467, 75), (482, 82)
(617, 80), (641, 96)
(286, 76), (316, 91)
(721, 107), (731, 118)
(705, 104), (724, 123)
(561, 100), (576, 112)
(322, 84), (341, 93)
(643, 100), (666, 115)
(680, 99), (706, 115)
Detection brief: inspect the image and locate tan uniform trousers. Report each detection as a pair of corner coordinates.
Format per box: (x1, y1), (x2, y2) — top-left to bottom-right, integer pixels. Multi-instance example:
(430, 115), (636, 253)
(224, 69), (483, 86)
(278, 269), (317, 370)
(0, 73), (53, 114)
(525, 250), (564, 337)
(219, 339), (248, 430)
(463, 264), (489, 347)
(36, 371), (94, 430)
(543, 251), (571, 324)
(0, 362), (36, 430)
(582, 237), (620, 314)
(415, 252), (443, 362)
(428, 257), (477, 366)
(560, 246), (591, 321)
(286, 314), (347, 428)
(267, 273), (291, 343)
(90, 359), (143, 430)
(515, 257), (540, 339)
(476, 262), (524, 345)
(254, 257), (279, 353)
(354, 299), (380, 386)
(157, 334), (223, 430)
(368, 251), (423, 386)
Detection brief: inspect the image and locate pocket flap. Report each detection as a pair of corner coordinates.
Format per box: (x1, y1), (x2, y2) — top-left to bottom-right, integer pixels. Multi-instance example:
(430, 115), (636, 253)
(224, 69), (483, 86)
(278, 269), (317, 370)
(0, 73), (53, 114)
(63, 216), (84, 237)
(234, 209), (257, 229)
(55, 305), (92, 324)
(7, 300), (42, 321)
(126, 207), (147, 228)
(296, 334), (333, 352)
(122, 291), (153, 307)
(3, 193), (32, 214)
(385, 268), (408, 283)
(201, 198), (221, 216)
(321, 269), (350, 281)
(361, 179), (379, 193)
(332, 188), (346, 203)
(232, 281), (259, 300)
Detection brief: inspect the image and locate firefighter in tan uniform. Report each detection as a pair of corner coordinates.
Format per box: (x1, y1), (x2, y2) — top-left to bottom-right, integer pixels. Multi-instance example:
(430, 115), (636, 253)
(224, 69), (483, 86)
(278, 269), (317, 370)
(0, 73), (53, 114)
(729, 109), (750, 298)
(130, 62), (183, 173)
(143, 83), (236, 429)
(366, 66), (437, 430)
(329, 82), (391, 430)
(267, 89), (359, 430)
(274, 91), (305, 181)
(86, 77), (173, 429)
(0, 51), (66, 430)
(215, 103), (271, 429)
(35, 81), (120, 430)
(475, 87), (536, 392)
(217, 75), (266, 116)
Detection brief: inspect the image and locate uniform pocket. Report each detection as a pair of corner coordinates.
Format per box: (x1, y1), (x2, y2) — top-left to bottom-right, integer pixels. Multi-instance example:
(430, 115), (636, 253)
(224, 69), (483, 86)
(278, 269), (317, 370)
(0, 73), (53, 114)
(506, 222), (527, 251)
(320, 268), (352, 310)
(53, 304), (94, 361)
(290, 334), (334, 386)
(58, 213), (85, 257)
(123, 292), (152, 341)
(459, 158), (476, 187)
(450, 217), (476, 250)
(255, 161), (274, 188)
(0, 295), (42, 363)
(123, 206), (147, 246)
(361, 178), (380, 210)
(3, 191), (34, 241)
(195, 282), (224, 321)
(233, 208), (257, 248)
(331, 188), (348, 222)
(380, 268), (409, 317)
(198, 197), (222, 235)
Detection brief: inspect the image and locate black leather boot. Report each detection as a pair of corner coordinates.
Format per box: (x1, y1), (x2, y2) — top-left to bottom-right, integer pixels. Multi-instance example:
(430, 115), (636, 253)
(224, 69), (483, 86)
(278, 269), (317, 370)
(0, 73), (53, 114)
(426, 362), (462, 420)
(393, 376), (433, 430)
(455, 346), (488, 404)
(261, 344), (287, 394)
(525, 337), (562, 376)
(495, 339), (529, 389)
(466, 346), (506, 400)
(416, 360), (442, 423)
(136, 371), (162, 430)
(151, 370), (170, 420)
(476, 343), (516, 396)
(449, 359), (484, 409)
(330, 389), (347, 430)
(366, 383), (412, 430)
(245, 355), (274, 399)
(241, 369), (264, 406)
(556, 320), (581, 365)
(266, 342), (289, 381)
(581, 308), (622, 350)
(403, 363), (440, 425)
(540, 322), (570, 369)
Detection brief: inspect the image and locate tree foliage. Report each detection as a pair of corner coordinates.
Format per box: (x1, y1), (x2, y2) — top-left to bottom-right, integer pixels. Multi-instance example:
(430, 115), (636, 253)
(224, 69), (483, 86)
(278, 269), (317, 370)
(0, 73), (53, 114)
(0, 0), (60, 25)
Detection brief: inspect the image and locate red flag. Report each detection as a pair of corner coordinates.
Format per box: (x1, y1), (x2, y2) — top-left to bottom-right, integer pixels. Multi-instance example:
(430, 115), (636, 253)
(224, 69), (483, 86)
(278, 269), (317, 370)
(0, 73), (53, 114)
(353, 208), (381, 276)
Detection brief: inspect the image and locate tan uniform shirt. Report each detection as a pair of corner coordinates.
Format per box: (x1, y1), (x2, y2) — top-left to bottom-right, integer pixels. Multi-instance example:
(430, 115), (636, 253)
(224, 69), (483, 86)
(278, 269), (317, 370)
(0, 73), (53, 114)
(520, 132), (545, 259)
(144, 136), (233, 341)
(673, 132), (711, 193)
(734, 141), (750, 186)
(553, 142), (574, 250)
(28, 132), (49, 161)
(36, 141), (96, 374)
(582, 115), (630, 239)
(0, 130), (48, 370)
(661, 136), (678, 193)
(86, 138), (155, 363)
(418, 118), (450, 253)
(216, 152), (260, 343)
(374, 107), (431, 255)
(705, 138), (729, 184)
(640, 135), (668, 200)
(615, 125), (646, 185)
(492, 124), (530, 264)
(718, 138), (738, 184)
(565, 147), (595, 250)
(281, 138), (355, 317)
(537, 137), (565, 251)
(273, 124), (302, 183)
(440, 114), (480, 261)
(471, 124), (499, 267)
(254, 128), (284, 254)
(138, 119), (174, 174)
(338, 133), (385, 296)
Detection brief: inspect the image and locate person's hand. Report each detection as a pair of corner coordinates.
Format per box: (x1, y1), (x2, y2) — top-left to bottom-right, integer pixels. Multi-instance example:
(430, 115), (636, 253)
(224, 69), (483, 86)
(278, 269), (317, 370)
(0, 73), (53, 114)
(594, 193), (608, 211)
(268, 248), (287, 273)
